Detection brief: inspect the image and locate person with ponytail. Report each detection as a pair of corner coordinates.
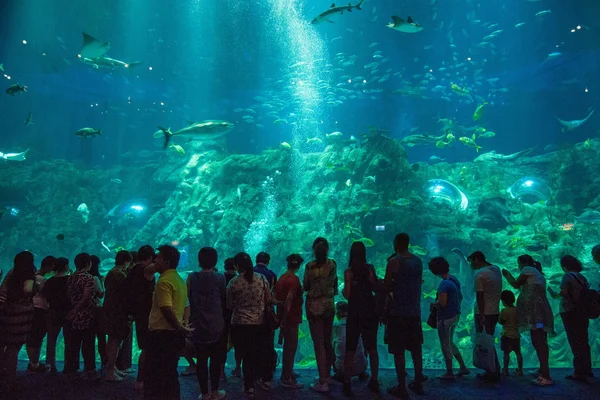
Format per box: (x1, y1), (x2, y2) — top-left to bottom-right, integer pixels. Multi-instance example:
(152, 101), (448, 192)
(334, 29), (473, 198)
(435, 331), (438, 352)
(226, 252), (270, 398)
(303, 237), (338, 393)
(502, 254), (555, 386)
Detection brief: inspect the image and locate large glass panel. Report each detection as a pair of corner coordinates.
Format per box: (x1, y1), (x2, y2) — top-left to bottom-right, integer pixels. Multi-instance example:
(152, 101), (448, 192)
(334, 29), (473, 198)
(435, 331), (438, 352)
(0, 0), (598, 371)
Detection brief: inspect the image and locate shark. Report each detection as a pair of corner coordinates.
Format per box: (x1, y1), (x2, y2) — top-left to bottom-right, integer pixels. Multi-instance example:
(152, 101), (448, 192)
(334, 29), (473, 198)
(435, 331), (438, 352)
(386, 16), (424, 33)
(556, 110), (594, 131)
(0, 149), (30, 161)
(310, 0), (364, 24)
(78, 32), (141, 70)
(474, 146), (536, 163)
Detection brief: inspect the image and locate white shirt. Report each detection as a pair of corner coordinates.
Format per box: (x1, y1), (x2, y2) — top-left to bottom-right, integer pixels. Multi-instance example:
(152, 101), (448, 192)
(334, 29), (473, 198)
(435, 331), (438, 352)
(473, 265), (502, 315)
(520, 266), (546, 287)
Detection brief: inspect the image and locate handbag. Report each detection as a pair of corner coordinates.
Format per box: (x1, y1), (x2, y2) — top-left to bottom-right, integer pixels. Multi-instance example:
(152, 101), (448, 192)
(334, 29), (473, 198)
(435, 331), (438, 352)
(263, 281), (280, 331)
(426, 307), (438, 329)
(472, 332), (498, 373)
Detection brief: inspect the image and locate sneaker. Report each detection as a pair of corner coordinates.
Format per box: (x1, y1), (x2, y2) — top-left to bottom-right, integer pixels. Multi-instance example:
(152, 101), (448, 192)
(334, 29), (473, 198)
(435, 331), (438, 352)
(387, 385), (409, 399)
(231, 368), (241, 378)
(367, 379), (380, 393)
(104, 374), (124, 383)
(120, 367), (136, 374)
(532, 376), (554, 386)
(342, 382), (353, 397)
(211, 390), (226, 400)
(244, 388), (255, 398)
(280, 378), (303, 389)
(257, 379), (272, 391)
(27, 363), (49, 373)
(457, 368), (470, 377)
(181, 365), (196, 376)
(310, 382), (330, 393)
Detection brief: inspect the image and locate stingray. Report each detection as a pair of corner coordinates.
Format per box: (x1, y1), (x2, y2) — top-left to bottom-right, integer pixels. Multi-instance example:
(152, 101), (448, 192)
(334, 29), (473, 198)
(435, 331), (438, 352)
(80, 33), (111, 59)
(478, 197), (511, 230)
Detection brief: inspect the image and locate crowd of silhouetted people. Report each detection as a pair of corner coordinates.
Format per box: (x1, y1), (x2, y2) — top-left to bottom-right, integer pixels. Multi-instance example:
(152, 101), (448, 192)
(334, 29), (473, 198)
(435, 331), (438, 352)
(1, 234), (599, 400)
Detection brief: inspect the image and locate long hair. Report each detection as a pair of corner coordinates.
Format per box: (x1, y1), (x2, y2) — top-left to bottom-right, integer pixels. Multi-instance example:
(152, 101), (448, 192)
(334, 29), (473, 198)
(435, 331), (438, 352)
(349, 241), (368, 279)
(7, 251), (36, 302)
(518, 254), (543, 274)
(313, 237), (329, 265)
(234, 252), (254, 283)
(89, 255), (102, 279)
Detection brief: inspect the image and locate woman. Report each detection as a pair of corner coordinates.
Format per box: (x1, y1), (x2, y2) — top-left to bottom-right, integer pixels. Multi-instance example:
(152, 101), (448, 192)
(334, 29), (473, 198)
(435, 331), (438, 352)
(548, 255), (592, 382)
(102, 250), (133, 382)
(0, 251), (36, 395)
(303, 237), (337, 393)
(89, 255), (106, 371)
(341, 241), (379, 395)
(43, 257), (71, 373)
(227, 252), (270, 399)
(502, 255), (555, 386)
(428, 257), (469, 380)
(274, 254), (305, 389)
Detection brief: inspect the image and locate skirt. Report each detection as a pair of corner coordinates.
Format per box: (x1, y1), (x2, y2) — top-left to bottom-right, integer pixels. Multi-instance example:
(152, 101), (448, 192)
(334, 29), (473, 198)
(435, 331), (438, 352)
(0, 302), (34, 346)
(516, 284), (555, 335)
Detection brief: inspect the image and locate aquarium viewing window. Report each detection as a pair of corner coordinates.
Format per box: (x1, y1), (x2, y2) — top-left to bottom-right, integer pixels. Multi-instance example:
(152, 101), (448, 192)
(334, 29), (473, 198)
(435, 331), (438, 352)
(424, 179), (469, 211)
(508, 177), (551, 204)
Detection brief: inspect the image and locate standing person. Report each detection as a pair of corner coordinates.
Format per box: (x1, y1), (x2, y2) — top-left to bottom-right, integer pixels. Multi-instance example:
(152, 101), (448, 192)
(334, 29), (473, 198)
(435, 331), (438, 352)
(89, 255), (106, 371)
(428, 257), (469, 380)
(467, 251), (502, 382)
(341, 241), (380, 396)
(254, 252), (277, 391)
(303, 237), (338, 393)
(498, 290), (523, 377)
(144, 245), (190, 400)
(103, 250), (133, 382)
(127, 245), (156, 390)
(64, 253), (97, 379)
(502, 255), (555, 386)
(188, 247), (227, 400)
(43, 257), (71, 373)
(548, 255), (592, 382)
(0, 251), (36, 396)
(274, 254), (305, 389)
(222, 258), (239, 379)
(332, 301), (369, 384)
(227, 252), (270, 399)
(116, 251), (137, 375)
(26, 255), (55, 372)
(384, 233), (425, 399)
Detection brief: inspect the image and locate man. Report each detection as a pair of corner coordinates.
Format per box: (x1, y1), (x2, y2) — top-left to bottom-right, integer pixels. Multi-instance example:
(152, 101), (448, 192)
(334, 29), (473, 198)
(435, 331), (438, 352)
(384, 233), (424, 399)
(127, 245), (156, 390)
(144, 245), (191, 400)
(468, 251), (502, 382)
(253, 251), (278, 391)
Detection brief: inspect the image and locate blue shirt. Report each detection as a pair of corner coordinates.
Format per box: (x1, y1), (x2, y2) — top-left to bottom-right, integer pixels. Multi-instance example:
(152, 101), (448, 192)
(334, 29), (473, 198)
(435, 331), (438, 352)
(391, 255), (423, 317)
(437, 276), (462, 320)
(188, 271), (226, 344)
(254, 264), (277, 289)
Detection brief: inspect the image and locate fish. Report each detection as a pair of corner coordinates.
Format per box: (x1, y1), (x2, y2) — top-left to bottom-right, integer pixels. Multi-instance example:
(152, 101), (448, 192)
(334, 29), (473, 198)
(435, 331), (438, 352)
(56, 234), (65, 241)
(525, 243), (548, 252)
(535, 10), (552, 17)
(575, 210), (600, 224)
(306, 137), (323, 145)
(400, 133), (447, 147)
(428, 155), (446, 163)
(5, 83), (27, 95)
(556, 110), (594, 131)
(0, 148), (30, 161)
(472, 102), (488, 121)
(353, 237), (375, 247)
(423, 289), (437, 299)
(169, 144), (185, 155)
(25, 112), (33, 126)
(0, 63), (3, 72)
(409, 245), (428, 256)
(75, 127), (102, 138)
(311, 1), (364, 24)
(458, 135), (482, 152)
(158, 120), (234, 149)
(79, 32), (141, 70)
(110, 178), (122, 184)
(515, 22), (525, 28)
(280, 142), (291, 149)
(473, 147), (535, 163)
(79, 32), (111, 59)
(386, 16), (424, 33)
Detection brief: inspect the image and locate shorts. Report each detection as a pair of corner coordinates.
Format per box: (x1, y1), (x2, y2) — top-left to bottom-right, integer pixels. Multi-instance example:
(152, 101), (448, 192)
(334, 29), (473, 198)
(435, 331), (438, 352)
(387, 315), (423, 354)
(26, 308), (48, 348)
(135, 316), (151, 350)
(346, 314), (378, 352)
(501, 336), (520, 353)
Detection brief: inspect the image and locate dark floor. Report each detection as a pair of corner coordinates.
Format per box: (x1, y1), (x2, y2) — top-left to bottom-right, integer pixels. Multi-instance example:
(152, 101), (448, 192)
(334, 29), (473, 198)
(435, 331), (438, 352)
(9, 362), (600, 400)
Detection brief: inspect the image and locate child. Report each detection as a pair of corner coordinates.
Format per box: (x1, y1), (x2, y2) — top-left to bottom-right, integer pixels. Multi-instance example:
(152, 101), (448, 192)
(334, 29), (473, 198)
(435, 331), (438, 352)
(499, 290), (523, 376)
(332, 301), (370, 382)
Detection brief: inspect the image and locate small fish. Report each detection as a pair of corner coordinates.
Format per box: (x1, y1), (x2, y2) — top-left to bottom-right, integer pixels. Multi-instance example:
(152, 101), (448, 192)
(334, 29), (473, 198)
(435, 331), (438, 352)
(428, 155), (446, 163)
(409, 245), (428, 256)
(56, 234), (65, 241)
(280, 142), (291, 149)
(515, 22), (525, 28)
(423, 289), (437, 299)
(386, 16), (424, 33)
(5, 83), (27, 95)
(110, 178), (122, 184)
(169, 144), (185, 155)
(525, 243), (548, 252)
(273, 118), (288, 124)
(345, 179), (352, 187)
(311, 1), (365, 24)
(0, 63), (3, 72)
(75, 127), (102, 138)
(25, 112), (33, 126)
(390, 198), (411, 207)
(472, 102), (488, 121)
(306, 137), (323, 145)
(535, 10), (551, 17)
(353, 237), (375, 247)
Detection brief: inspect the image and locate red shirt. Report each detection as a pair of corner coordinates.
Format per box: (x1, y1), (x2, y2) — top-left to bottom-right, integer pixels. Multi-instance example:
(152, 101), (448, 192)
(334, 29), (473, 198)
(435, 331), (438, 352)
(274, 272), (303, 324)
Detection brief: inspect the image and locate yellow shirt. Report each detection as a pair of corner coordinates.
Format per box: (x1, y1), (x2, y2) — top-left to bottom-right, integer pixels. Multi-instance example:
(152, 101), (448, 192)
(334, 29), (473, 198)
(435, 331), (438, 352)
(149, 269), (187, 331)
(499, 306), (519, 339)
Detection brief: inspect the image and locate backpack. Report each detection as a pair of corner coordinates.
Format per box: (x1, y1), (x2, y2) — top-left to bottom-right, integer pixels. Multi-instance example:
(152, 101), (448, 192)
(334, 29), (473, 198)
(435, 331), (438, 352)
(571, 273), (600, 319)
